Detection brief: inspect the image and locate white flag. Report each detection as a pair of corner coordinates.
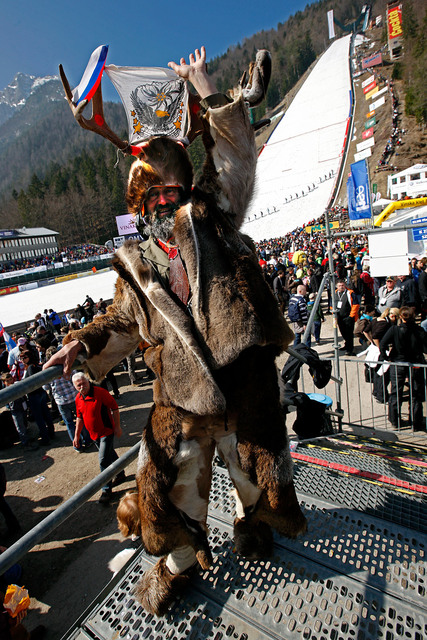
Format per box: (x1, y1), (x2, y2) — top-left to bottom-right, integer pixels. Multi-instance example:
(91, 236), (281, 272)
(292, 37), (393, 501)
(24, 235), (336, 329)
(105, 65), (189, 145)
(327, 10), (335, 39)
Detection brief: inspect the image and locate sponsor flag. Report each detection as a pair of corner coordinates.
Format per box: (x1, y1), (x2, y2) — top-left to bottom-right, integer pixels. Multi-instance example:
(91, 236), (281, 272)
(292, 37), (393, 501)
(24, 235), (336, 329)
(327, 10), (335, 39)
(105, 65), (190, 145)
(72, 45), (109, 106)
(362, 127), (374, 139)
(347, 160), (372, 220)
(366, 110), (375, 118)
(365, 117), (376, 129)
(0, 322), (16, 350)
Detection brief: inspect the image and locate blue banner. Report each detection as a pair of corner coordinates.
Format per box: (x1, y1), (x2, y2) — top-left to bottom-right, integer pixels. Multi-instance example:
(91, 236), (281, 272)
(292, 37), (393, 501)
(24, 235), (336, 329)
(347, 159), (372, 220)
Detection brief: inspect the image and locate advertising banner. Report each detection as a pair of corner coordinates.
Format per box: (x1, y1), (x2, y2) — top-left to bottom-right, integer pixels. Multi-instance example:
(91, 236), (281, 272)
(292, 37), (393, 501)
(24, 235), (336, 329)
(375, 86), (389, 98)
(370, 96), (385, 111)
(365, 117), (376, 129)
(365, 86), (379, 101)
(304, 221), (339, 234)
(354, 148), (372, 162)
(363, 81), (376, 94)
(366, 110), (375, 118)
(387, 5), (403, 39)
(361, 52), (383, 69)
(348, 159), (372, 219)
(0, 286), (19, 297)
(362, 75), (375, 89)
(116, 214), (138, 236)
(362, 127), (374, 139)
(356, 137), (375, 153)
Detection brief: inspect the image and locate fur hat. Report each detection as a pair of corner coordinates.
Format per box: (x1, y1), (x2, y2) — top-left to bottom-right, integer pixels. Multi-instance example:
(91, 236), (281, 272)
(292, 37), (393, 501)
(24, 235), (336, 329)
(126, 136), (193, 217)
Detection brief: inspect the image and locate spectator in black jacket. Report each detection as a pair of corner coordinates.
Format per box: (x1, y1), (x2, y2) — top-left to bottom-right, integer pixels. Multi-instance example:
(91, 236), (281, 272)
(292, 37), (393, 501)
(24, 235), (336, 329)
(380, 306), (427, 431)
(418, 262), (427, 319)
(396, 274), (419, 312)
(273, 269), (288, 313)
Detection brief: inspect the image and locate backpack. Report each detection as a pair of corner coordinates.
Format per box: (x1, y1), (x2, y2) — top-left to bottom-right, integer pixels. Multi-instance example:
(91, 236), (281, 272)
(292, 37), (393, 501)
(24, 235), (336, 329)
(288, 297), (301, 322)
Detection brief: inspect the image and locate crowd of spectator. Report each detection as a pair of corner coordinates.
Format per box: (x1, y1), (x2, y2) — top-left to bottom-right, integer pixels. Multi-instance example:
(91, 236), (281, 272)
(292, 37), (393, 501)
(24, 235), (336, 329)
(0, 243), (112, 274)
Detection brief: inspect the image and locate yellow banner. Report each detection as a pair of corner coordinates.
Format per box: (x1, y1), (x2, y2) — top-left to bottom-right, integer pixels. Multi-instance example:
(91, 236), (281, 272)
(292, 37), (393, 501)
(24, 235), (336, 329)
(304, 221), (339, 233)
(55, 274), (78, 283)
(365, 86), (379, 101)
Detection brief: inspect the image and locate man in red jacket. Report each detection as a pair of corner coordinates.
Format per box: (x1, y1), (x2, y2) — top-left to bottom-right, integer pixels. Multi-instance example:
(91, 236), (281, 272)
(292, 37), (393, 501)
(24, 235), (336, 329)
(72, 372), (124, 504)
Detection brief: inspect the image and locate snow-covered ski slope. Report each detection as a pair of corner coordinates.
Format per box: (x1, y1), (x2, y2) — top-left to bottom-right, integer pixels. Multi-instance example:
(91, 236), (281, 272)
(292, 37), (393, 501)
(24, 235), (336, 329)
(242, 35), (352, 242)
(1, 269), (118, 328)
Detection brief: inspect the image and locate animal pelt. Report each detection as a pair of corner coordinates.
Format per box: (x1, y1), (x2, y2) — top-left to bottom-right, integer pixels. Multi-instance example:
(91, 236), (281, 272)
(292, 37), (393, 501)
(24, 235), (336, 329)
(136, 404), (213, 565)
(133, 557), (191, 617)
(117, 492), (141, 539)
(108, 548), (136, 576)
(234, 516), (274, 559)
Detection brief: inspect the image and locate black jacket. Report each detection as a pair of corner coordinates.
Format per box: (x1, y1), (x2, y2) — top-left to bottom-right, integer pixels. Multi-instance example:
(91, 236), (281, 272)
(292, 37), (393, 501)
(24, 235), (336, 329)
(380, 322), (427, 363)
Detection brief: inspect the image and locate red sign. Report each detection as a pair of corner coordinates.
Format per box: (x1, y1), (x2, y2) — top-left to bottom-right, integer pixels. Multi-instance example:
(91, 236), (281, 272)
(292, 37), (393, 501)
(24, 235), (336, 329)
(362, 127), (374, 140)
(0, 286), (18, 296)
(387, 5), (403, 40)
(363, 81), (376, 95)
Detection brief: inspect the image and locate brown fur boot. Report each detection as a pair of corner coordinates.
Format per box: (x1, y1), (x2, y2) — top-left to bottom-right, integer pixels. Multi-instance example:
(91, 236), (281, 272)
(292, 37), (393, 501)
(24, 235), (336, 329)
(255, 483), (307, 539)
(234, 516), (274, 559)
(134, 557), (191, 616)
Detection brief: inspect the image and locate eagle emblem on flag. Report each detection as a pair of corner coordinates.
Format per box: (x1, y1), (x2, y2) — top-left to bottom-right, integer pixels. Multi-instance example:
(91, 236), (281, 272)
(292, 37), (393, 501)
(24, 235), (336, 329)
(129, 79), (187, 139)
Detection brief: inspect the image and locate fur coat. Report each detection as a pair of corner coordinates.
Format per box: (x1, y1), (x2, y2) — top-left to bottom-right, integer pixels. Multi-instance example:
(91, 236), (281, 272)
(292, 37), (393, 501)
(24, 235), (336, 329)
(65, 96), (293, 415)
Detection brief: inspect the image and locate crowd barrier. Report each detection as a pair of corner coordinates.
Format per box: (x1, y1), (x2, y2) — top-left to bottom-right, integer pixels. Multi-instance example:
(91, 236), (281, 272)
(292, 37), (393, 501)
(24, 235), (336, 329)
(297, 353), (427, 433)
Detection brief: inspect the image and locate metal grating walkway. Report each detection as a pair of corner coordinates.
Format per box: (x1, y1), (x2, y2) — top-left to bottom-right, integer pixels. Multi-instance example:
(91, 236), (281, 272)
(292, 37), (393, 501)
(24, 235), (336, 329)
(63, 437), (427, 640)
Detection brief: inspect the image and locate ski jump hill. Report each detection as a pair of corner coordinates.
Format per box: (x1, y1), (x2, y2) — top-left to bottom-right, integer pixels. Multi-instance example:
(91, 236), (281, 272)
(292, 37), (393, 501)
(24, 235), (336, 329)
(242, 34), (353, 243)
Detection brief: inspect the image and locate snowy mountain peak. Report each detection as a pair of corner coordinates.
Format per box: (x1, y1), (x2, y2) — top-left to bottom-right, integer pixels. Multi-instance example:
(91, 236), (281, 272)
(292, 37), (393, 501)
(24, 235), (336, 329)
(0, 72), (61, 127)
(0, 72), (59, 107)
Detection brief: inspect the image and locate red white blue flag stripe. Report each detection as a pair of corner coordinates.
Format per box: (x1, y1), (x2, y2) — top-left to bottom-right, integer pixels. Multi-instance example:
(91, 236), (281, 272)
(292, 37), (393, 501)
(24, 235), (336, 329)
(0, 322), (16, 350)
(72, 45), (109, 106)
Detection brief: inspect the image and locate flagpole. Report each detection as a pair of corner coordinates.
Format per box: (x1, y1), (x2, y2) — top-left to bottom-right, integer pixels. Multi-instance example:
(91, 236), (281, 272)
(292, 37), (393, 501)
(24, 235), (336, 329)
(365, 158), (374, 229)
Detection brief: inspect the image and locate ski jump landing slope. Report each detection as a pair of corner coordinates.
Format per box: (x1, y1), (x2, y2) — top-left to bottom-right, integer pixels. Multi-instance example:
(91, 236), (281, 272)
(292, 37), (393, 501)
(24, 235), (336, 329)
(1, 269), (118, 328)
(242, 35), (352, 243)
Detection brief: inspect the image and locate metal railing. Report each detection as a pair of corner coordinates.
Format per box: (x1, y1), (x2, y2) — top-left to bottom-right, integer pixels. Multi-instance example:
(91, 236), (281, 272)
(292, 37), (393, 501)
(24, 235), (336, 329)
(0, 362), (140, 576)
(296, 353), (427, 433)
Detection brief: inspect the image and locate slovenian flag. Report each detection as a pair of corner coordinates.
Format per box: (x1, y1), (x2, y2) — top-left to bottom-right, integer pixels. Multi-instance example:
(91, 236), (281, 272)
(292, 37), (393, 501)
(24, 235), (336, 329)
(72, 45), (109, 106)
(0, 322), (16, 351)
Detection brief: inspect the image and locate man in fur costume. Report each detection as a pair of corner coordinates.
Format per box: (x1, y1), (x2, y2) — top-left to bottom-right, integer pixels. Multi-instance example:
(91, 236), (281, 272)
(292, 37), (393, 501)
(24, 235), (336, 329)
(45, 46), (307, 615)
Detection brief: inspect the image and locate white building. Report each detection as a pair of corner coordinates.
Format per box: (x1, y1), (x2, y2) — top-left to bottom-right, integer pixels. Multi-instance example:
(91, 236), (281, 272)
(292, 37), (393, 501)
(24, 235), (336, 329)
(0, 227), (59, 266)
(387, 164), (427, 200)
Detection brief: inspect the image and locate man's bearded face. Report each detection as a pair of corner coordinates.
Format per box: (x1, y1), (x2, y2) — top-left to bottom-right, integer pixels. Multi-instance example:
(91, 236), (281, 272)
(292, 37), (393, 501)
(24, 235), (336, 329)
(144, 185), (182, 242)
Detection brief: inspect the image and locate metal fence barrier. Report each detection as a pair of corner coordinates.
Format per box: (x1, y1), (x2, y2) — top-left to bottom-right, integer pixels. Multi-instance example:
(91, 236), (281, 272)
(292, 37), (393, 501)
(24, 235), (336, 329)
(297, 354), (427, 433)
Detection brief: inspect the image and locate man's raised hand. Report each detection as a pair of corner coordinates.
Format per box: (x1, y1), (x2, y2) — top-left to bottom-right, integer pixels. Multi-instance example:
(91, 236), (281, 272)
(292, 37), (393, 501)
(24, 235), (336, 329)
(168, 46), (216, 100)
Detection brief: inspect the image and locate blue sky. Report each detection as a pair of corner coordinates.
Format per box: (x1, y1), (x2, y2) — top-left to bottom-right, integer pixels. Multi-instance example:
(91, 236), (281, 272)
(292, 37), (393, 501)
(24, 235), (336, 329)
(1, 0), (308, 100)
